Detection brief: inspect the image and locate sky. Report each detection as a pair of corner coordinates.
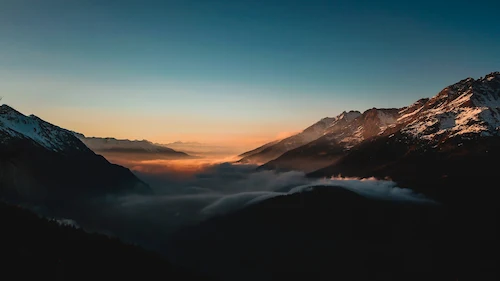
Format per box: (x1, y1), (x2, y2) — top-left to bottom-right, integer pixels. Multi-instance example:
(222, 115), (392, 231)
(1, 0), (499, 151)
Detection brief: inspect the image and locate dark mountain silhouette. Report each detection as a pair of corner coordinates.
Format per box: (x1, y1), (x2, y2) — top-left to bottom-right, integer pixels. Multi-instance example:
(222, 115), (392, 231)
(0, 201), (214, 281)
(0, 104), (151, 207)
(167, 186), (471, 281)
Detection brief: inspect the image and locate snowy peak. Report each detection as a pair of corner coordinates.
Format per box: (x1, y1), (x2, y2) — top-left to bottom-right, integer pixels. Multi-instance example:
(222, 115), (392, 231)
(338, 110), (362, 123)
(399, 71), (500, 141)
(363, 108), (399, 127)
(297, 110), (360, 142)
(398, 98), (429, 120)
(331, 108), (400, 147)
(0, 104), (152, 202)
(0, 104), (87, 152)
(0, 104), (24, 116)
(427, 72), (500, 109)
(471, 72), (500, 108)
(321, 111), (360, 133)
(259, 108), (401, 172)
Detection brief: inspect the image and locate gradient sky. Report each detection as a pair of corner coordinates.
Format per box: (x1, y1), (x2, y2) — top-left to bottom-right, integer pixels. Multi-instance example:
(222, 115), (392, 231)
(1, 0), (499, 149)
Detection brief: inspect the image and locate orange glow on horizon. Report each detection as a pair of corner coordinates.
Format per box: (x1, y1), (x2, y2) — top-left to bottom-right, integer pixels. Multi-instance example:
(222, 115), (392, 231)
(103, 153), (244, 177)
(20, 106), (307, 151)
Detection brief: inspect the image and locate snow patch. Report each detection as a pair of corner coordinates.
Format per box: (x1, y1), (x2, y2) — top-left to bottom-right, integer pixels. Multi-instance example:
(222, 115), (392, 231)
(400, 74), (500, 141)
(398, 105), (424, 121)
(377, 110), (397, 126)
(0, 104), (80, 151)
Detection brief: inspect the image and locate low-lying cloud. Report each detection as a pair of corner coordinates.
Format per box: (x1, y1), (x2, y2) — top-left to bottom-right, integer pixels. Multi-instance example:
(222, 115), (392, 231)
(304, 177), (438, 204)
(46, 160), (437, 254)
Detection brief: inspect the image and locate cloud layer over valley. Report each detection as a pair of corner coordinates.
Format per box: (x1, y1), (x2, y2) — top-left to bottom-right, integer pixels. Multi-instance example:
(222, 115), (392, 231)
(50, 159), (437, 254)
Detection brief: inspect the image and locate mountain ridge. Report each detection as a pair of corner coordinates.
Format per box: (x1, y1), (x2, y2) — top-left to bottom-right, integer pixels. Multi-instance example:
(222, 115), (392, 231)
(244, 71), (500, 175)
(258, 108), (400, 172)
(305, 71), (500, 203)
(0, 104), (151, 206)
(238, 110), (362, 164)
(76, 134), (193, 158)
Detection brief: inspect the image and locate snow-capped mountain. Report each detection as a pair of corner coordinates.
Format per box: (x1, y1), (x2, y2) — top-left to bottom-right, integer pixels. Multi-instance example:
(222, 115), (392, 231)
(324, 108), (399, 148)
(77, 135), (191, 158)
(309, 71), (500, 201)
(238, 110), (361, 164)
(0, 104), (150, 205)
(260, 108), (399, 172)
(0, 105), (89, 153)
(395, 71), (500, 141)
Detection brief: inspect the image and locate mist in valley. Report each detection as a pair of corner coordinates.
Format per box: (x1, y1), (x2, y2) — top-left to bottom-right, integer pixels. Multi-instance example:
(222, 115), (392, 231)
(43, 153), (437, 258)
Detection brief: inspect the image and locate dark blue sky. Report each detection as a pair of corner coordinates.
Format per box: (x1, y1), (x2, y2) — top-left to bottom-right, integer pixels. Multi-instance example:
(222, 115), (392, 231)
(1, 0), (499, 145)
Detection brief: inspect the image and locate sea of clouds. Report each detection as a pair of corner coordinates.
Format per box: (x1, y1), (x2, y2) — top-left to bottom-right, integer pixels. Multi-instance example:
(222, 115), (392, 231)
(56, 161), (436, 251)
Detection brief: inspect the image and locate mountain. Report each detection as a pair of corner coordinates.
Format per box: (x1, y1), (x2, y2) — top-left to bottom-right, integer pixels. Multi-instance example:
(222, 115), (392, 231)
(166, 73), (500, 281)
(395, 72), (500, 141)
(165, 141), (203, 146)
(237, 139), (279, 158)
(260, 108), (399, 172)
(309, 71), (500, 202)
(238, 111), (361, 164)
(167, 186), (460, 281)
(0, 104), (150, 206)
(77, 135), (192, 159)
(1, 201), (214, 281)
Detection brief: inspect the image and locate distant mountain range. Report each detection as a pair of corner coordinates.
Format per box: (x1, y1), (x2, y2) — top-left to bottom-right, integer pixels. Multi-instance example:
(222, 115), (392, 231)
(240, 71), (500, 196)
(164, 141), (243, 157)
(165, 141), (204, 146)
(0, 105), (150, 206)
(76, 134), (193, 159)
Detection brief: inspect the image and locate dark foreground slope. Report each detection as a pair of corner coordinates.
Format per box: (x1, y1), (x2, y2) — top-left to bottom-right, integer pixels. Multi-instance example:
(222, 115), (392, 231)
(0, 201), (213, 281)
(167, 186), (487, 281)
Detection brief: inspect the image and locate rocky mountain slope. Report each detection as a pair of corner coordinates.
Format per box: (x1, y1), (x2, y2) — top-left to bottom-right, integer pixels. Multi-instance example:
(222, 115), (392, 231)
(260, 108), (399, 172)
(0, 104), (150, 206)
(244, 71), (500, 176)
(238, 111), (361, 164)
(309, 72), (500, 202)
(394, 72), (500, 141)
